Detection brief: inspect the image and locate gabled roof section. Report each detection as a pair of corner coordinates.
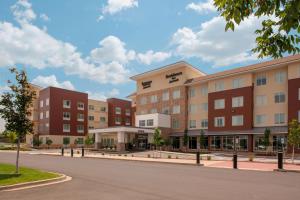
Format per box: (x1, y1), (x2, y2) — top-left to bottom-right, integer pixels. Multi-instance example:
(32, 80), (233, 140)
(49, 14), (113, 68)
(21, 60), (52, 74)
(130, 61), (206, 81)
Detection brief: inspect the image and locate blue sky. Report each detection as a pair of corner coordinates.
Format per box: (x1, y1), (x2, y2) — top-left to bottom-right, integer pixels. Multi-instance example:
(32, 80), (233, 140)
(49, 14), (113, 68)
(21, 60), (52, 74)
(0, 0), (269, 100)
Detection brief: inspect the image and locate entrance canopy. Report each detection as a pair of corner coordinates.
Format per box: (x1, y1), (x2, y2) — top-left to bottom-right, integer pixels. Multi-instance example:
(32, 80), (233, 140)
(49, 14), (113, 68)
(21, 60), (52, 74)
(89, 126), (155, 135)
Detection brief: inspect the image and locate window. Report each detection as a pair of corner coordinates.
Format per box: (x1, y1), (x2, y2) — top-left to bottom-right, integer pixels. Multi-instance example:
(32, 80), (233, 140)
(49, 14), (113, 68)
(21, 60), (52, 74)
(256, 74), (267, 86)
(77, 113), (84, 121)
(77, 102), (84, 110)
(274, 92), (285, 103)
(63, 124), (70, 132)
(232, 115), (244, 126)
(150, 108), (157, 114)
(150, 95), (158, 103)
(140, 97), (147, 105)
(63, 112), (70, 120)
(100, 117), (106, 123)
(125, 109), (131, 116)
(40, 100), (43, 108)
(256, 95), (267, 106)
(189, 137), (197, 149)
(172, 137), (180, 149)
(172, 119), (180, 129)
(275, 113), (285, 124)
(172, 105), (180, 114)
(115, 107), (121, 114)
(125, 118), (131, 125)
(76, 138), (84, 144)
(189, 88), (196, 98)
(115, 117), (121, 124)
(172, 89), (181, 99)
(254, 135), (266, 151)
(63, 137), (70, 145)
(46, 98), (49, 106)
(232, 96), (244, 108)
(275, 71), (286, 83)
(162, 91), (169, 101)
(40, 112), (43, 120)
(215, 81), (224, 92)
(214, 99), (225, 109)
(201, 119), (208, 128)
(77, 125), (84, 133)
(188, 104), (197, 114)
(162, 107), (169, 114)
(214, 117), (225, 127)
(211, 136), (221, 150)
(236, 136), (248, 151)
(147, 119), (154, 126)
(200, 86), (208, 96)
(45, 111), (49, 118)
(223, 136), (234, 150)
(89, 105), (94, 110)
(298, 111), (300, 122)
(100, 107), (106, 112)
(189, 120), (196, 128)
(89, 126), (94, 129)
(63, 100), (71, 108)
(88, 116), (94, 121)
(255, 114), (266, 125)
(232, 78), (244, 89)
(201, 103), (208, 111)
(139, 120), (145, 127)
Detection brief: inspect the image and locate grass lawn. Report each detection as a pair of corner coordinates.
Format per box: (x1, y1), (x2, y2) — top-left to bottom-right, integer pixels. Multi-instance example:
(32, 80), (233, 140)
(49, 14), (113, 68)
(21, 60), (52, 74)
(0, 163), (60, 186)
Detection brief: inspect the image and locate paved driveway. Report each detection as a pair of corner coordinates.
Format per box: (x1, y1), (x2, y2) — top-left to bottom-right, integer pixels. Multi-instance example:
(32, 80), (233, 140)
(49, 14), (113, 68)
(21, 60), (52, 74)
(1, 152), (300, 200)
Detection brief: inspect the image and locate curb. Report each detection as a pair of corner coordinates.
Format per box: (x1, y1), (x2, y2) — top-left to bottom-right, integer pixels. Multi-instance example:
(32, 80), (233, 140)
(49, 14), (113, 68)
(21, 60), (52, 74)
(0, 173), (71, 192)
(273, 169), (300, 173)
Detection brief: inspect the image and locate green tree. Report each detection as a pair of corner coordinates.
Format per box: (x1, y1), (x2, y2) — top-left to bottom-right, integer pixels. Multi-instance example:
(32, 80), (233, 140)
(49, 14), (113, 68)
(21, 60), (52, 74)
(63, 137), (70, 147)
(183, 130), (189, 152)
(215, 0), (300, 59)
(85, 136), (94, 146)
(153, 128), (164, 150)
(0, 68), (36, 174)
(33, 137), (42, 147)
(46, 138), (53, 149)
(264, 128), (271, 148)
(200, 129), (206, 150)
(288, 119), (300, 163)
(3, 131), (17, 147)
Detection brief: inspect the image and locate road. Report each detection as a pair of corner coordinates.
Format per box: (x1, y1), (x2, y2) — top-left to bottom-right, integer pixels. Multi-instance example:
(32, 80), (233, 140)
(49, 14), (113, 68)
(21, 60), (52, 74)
(1, 152), (300, 200)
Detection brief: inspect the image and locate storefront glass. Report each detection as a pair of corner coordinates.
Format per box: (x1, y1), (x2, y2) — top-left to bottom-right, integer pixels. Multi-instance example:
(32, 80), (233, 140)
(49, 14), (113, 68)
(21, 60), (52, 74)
(200, 136), (208, 149)
(235, 135), (248, 151)
(272, 135), (287, 152)
(172, 137), (180, 149)
(211, 136), (221, 150)
(189, 137), (197, 149)
(254, 135), (266, 151)
(223, 136), (234, 150)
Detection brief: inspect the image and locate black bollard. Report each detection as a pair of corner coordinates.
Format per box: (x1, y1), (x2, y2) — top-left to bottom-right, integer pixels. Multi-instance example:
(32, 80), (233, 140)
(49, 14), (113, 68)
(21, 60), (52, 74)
(71, 148), (74, 157)
(278, 151), (283, 170)
(196, 152), (200, 165)
(233, 154), (238, 169)
(61, 147), (64, 156)
(82, 147), (85, 157)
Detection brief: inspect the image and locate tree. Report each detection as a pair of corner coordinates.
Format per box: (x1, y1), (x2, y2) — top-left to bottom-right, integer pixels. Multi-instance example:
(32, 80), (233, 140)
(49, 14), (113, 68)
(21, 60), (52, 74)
(200, 129), (206, 150)
(288, 119), (300, 163)
(264, 128), (271, 148)
(63, 137), (70, 147)
(46, 138), (53, 149)
(153, 128), (163, 150)
(33, 137), (42, 147)
(85, 136), (94, 146)
(183, 130), (189, 152)
(215, 0), (300, 59)
(3, 130), (17, 147)
(0, 68), (36, 174)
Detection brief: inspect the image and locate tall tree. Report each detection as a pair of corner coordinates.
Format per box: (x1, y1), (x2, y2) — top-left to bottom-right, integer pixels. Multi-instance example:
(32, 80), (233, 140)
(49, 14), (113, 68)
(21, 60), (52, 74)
(183, 130), (189, 152)
(264, 128), (271, 148)
(288, 119), (300, 163)
(153, 128), (163, 150)
(215, 0), (300, 58)
(0, 68), (36, 174)
(200, 129), (206, 150)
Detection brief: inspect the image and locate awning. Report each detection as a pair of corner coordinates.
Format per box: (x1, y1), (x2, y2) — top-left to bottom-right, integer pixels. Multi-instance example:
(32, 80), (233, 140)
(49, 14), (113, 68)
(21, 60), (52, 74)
(89, 126), (155, 134)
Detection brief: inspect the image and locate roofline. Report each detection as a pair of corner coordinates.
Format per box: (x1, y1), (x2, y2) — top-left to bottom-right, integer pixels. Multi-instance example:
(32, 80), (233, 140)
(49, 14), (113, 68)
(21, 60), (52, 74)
(42, 86), (88, 95)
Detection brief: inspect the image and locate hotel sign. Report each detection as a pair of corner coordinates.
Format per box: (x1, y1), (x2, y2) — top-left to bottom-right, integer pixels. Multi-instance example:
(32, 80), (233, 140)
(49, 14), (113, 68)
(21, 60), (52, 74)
(142, 81), (152, 89)
(166, 72), (183, 83)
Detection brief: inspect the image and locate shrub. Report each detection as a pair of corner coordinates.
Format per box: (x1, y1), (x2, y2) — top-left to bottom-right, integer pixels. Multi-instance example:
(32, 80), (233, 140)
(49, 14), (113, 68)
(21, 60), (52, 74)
(168, 155), (172, 159)
(207, 155), (211, 160)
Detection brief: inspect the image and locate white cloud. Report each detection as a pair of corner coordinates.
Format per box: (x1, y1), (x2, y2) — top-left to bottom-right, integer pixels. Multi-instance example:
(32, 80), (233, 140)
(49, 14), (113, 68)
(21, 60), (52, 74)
(102, 0), (138, 15)
(86, 88), (120, 101)
(96, 15), (104, 22)
(186, 0), (216, 14)
(171, 15), (266, 67)
(11, 0), (36, 24)
(137, 50), (171, 65)
(40, 13), (50, 21)
(0, 85), (10, 94)
(31, 75), (75, 90)
(108, 88), (119, 97)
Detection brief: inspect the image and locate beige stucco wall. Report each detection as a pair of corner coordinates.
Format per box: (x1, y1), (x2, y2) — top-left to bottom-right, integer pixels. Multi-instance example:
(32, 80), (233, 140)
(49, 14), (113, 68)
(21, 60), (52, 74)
(38, 135), (85, 145)
(288, 62), (300, 80)
(88, 99), (108, 129)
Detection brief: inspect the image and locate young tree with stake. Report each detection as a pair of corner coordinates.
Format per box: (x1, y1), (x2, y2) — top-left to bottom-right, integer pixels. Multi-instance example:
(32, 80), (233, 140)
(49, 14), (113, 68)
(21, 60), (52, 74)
(288, 119), (300, 163)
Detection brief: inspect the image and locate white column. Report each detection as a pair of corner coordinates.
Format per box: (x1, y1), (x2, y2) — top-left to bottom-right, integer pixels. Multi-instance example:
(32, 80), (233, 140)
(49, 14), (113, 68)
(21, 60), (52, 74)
(117, 131), (125, 143)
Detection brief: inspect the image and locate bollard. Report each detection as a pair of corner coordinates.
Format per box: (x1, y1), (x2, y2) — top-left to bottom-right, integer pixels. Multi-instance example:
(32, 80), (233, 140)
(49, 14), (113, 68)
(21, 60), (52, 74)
(82, 147), (85, 157)
(233, 153), (238, 169)
(196, 152), (200, 165)
(71, 148), (74, 157)
(278, 151), (283, 170)
(61, 147), (64, 156)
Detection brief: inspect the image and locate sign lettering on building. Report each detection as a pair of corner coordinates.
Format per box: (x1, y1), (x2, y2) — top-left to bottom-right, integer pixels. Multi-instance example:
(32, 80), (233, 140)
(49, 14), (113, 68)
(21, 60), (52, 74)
(142, 81), (152, 89)
(165, 72), (183, 83)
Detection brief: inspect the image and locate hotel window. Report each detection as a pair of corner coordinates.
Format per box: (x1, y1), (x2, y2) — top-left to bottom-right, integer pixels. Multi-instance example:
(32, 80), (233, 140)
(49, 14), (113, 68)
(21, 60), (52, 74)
(63, 124), (70, 132)
(77, 102), (84, 110)
(214, 117), (225, 127)
(150, 95), (158, 103)
(162, 106), (169, 114)
(255, 114), (266, 125)
(125, 118), (131, 125)
(40, 112), (43, 120)
(189, 120), (196, 128)
(274, 92), (285, 103)
(172, 105), (180, 114)
(40, 100), (43, 108)
(232, 115), (244, 126)
(256, 74), (267, 86)
(46, 98), (49, 106)
(275, 113), (285, 124)
(63, 100), (71, 108)
(45, 111), (49, 118)
(139, 120), (145, 127)
(147, 119), (154, 126)
(150, 108), (157, 114)
(172, 119), (180, 129)
(275, 71), (286, 83)
(214, 99), (225, 109)
(89, 105), (94, 110)
(77, 113), (84, 121)
(100, 107), (106, 112)
(189, 88), (196, 98)
(140, 97), (147, 105)
(200, 86), (208, 96)
(115, 107), (121, 114)
(173, 89), (181, 99)
(88, 116), (94, 121)
(201, 103), (208, 111)
(115, 117), (121, 125)
(232, 96), (244, 108)
(162, 91), (169, 101)
(232, 78), (244, 89)
(77, 125), (84, 133)
(188, 104), (197, 114)
(256, 95), (267, 106)
(125, 109), (131, 116)
(298, 88), (300, 100)
(100, 117), (106, 123)
(201, 119), (208, 128)
(89, 126), (94, 130)
(63, 112), (70, 120)
(215, 81), (224, 92)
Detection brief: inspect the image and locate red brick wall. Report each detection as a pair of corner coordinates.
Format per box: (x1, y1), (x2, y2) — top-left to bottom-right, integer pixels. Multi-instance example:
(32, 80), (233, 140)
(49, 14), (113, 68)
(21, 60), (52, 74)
(107, 98), (132, 127)
(288, 78), (300, 122)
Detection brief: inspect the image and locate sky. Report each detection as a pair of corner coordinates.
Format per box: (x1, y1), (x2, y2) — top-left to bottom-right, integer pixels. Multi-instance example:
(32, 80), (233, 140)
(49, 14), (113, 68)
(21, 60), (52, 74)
(0, 0), (271, 101)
